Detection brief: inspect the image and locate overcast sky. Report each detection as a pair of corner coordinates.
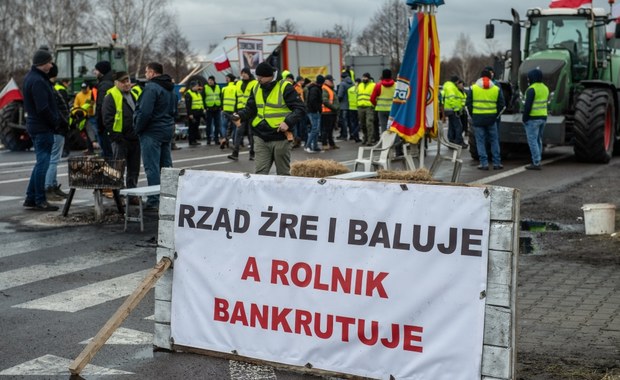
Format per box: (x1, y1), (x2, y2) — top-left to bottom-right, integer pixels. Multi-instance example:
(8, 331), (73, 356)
(174, 0), (615, 59)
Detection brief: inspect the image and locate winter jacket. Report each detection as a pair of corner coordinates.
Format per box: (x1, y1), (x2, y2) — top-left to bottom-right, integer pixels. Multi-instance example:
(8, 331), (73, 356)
(95, 71), (114, 132)
(337, 77), (354, 110)
(466, 77), (505, 128)
(133, 74), (177, 142)
(305, 83), (323, 113)
(321, 83), (339, 114)
(22, 66), (60, 136)
(239, 79), (306, 142)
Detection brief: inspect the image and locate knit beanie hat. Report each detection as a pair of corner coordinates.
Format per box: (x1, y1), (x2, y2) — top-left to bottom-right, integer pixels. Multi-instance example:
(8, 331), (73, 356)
(481, 69), (492, 79)
(381, 69), (392, 80)
(527, 68), (543, 83)
(33, 49), (53, 66)
(114, 71), (130, 81)
(316, 75), (325, 85)
(254, 62), (274, 77)
(95, 61), (112, 75)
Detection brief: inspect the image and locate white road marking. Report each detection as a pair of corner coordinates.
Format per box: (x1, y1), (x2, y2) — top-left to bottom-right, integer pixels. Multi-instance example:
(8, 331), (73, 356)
(0, 250), (138, 291)
(0, 233), (94, 259)
(468, 154), (572, 184)
(0, 195), (21, 202)
(229, 360), (276, 380)
(0, 354), (133, 375)
(80, 327), (153, 345)
(13, 269), (150, 312)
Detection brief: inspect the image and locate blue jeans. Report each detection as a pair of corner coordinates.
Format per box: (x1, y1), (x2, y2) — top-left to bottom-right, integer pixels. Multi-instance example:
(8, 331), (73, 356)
(473, 122), (501, 167)
(306, 112), (321, 151)
(447, 111), (464, 144)
(524, 119), (545, 166)
(45, 134), (65, 189)
(26, 132), (54, 205)
(140, 135), (173, 207)
(206, 109), (221, 142)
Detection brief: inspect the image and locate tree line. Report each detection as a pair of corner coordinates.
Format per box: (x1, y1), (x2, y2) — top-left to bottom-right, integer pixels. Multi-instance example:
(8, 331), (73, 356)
(0, 0), (192, 86)
(0, 0), (500, 88)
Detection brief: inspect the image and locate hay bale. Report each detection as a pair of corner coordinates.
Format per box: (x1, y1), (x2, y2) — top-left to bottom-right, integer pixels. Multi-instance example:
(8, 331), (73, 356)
(376, 168), (433, 182)
(291, 159), (351, 178)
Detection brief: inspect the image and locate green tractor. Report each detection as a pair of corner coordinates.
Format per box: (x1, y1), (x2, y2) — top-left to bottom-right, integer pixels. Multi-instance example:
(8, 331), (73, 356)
(0, 43), (127, 151)
(482, 6), (620, 163)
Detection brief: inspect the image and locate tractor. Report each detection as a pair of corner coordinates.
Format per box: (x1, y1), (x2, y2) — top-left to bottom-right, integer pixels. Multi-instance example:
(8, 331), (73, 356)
(477, 6), (620, 163)
(0, 43), (127, 151)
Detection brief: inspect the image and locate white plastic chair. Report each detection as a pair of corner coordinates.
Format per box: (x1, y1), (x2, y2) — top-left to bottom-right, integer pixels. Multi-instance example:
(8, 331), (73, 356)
(429, 125), (463, 182)
(353, 131), (397, 171)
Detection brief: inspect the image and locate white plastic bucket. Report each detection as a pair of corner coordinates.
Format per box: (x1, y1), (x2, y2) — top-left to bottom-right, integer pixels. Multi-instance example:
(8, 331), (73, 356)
(581, 203), (616, 235)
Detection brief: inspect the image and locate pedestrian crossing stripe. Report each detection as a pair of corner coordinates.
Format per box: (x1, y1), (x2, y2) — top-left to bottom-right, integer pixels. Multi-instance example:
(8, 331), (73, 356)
(0, 354), (133, 376)
(0, 250), (138, 291)
(0, 195), (20, 203)
(0, 231), (93, 259)
(13, 269), (150, 312)
(80, 327), (153, 345)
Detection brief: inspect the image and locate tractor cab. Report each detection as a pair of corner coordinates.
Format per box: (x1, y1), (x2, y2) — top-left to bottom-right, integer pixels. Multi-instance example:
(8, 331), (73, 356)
(54, 43), (127, 95)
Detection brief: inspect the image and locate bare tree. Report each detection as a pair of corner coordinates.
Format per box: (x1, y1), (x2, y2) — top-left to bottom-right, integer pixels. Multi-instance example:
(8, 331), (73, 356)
(157, 24), (194, 82)
(277, 19), (299, 34)
(453, 33), (478, 84)
(321, 24), (354, 58)
(355, 0), (409, 71)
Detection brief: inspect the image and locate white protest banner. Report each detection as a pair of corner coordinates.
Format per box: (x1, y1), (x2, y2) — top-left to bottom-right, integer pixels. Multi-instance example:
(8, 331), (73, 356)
(172, 171), (490, 379)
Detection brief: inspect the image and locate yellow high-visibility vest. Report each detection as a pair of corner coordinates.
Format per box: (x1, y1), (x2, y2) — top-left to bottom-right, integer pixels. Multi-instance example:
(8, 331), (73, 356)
(186, 89), (204, 110)
(527, 82), (549, 117)
(221, 82), (237, 112)
(375, 84), (395, 112)
(236, 79), (257, 110)
(251, 80), (292, 128)
(442, 81), (462, 112)
(471, 84), (500, 115)
(357, 81), (374, 107)
(348, 85), (358, 110)
(204, 85), (222, 107)
(106, 86), (138, 133)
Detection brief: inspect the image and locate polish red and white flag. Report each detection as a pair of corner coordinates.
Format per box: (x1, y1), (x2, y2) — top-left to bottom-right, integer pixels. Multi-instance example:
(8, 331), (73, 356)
(213, 54), (232, 72)
(549, 0), (592, 8)
(0, 78), (23, 110)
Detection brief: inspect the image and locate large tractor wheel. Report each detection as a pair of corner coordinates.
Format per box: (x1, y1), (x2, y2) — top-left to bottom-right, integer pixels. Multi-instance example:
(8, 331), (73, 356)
(0, 101), (32, 151)
(573, 88), (615, 163)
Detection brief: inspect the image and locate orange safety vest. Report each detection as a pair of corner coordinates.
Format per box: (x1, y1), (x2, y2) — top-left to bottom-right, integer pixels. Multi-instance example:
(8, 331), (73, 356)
(321, 84), (334, 113)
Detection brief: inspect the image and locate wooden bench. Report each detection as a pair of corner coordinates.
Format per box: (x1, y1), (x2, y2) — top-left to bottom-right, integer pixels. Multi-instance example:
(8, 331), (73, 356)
(119, 185), (161, 231)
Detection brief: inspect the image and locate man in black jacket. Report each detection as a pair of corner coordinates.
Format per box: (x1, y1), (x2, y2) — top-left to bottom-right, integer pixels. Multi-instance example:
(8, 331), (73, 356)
(94, 60), (114, 159)
(22, 48), (61, 211)
(304, 75), (324, 153)
(103, 71), (141, 193)
(234, 62), (306, 175)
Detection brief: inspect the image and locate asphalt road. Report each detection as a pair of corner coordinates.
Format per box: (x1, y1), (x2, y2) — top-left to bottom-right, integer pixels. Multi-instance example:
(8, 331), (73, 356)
(0, 133), (614, 379)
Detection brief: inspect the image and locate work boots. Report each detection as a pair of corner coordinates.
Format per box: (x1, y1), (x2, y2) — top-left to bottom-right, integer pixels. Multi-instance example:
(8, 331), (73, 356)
(45, 187), (64, 202)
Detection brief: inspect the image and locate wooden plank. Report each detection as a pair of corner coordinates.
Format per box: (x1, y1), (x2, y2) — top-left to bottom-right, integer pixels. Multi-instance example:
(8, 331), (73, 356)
(489, 221), (514, 252)
(489, 187), (518, 222)
(154, 323), (172, 350)
(483, 305), (511, 347)
(154, 299), (171, 324)
(328, 171), (378, 180)
(481, 345), (511, 379)
(69, 257), (172, 375)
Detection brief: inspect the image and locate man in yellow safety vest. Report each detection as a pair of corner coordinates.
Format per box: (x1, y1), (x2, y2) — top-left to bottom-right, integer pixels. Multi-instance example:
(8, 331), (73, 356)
(102, 71), (141, 196)
(184, 81), (205, 146)
(357, 72), (375, 145)
(466, 68), (505, 170)
(370, 69), (396, 134)
(232, 62), (306, 175)
(229, 68), (257, 160)
(522, 68), (549, 170)
(203, 75), (221, 145)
